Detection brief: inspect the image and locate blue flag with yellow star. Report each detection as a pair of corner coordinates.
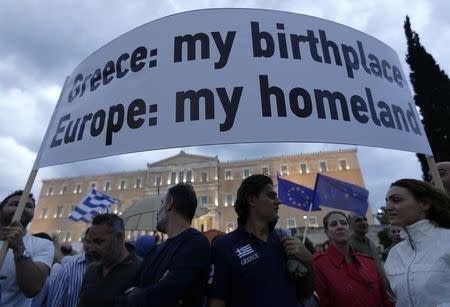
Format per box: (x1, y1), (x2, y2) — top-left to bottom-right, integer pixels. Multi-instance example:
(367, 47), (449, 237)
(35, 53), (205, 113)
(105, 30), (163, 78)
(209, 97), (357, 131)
(312, 174), (369, 216)
(277, 177), (320, 211)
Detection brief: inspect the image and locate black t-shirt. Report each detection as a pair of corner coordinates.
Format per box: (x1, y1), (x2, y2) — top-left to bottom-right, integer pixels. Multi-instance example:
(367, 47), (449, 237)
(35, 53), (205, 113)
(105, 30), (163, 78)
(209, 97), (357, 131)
(130, 228), (211, 307)
(208, 227), (300, 307)
(78, 252), (141, 307)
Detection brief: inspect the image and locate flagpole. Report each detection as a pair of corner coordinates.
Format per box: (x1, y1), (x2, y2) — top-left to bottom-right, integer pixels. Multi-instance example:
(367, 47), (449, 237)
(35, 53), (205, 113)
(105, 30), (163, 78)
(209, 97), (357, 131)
(301, 174), (320, 245)
(0, 77), (70, 269)
(302, 202), (313, 244)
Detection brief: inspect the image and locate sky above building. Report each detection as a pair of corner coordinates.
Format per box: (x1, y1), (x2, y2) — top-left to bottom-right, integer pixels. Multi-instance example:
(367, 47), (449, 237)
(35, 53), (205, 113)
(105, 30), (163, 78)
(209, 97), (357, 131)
(1, 1), (449, 214)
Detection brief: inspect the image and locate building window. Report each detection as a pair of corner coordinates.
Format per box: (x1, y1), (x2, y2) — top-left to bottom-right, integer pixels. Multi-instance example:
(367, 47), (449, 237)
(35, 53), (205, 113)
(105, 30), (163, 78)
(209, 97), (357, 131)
(40, 208), (48, 219)
(170, 172), (177, 184)
(179, 171), (184, 183)
(64, 232), (72, 243)
(308, 216), (318, 227)
(68, 205), (75, 217)
(262, 167), (270, 176)
(225, 194), (233, 207)
(113, 203), (123, 214)
(339, 159), (349, 170)
(226, 222), (236, 233)
(74, 184), (82, 194)
(280, 165), (288, 176)
(135, 177), (142, 189)
(319, 161), (328, 172)
(287, 218), (296, 229)
(119, 180), (127, 190)
(300, 163), (308, 174)
(47, 186), (54, 196)
(225, 170), (232, 180)
(200, 196), (209, 205)
(155, 176), (162, 186)
(243, 168), (250, 178)
(186, 170), (192, 183)
(201, 172), (208, 183)
(60, 185), (67, 195)
(104, 181), (111, 192)
(56, 206), (64, 218)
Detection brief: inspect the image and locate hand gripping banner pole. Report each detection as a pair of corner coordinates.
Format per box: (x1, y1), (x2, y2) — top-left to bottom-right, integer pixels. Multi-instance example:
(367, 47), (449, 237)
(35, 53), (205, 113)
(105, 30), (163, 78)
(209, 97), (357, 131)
(426, 155), (446, 192)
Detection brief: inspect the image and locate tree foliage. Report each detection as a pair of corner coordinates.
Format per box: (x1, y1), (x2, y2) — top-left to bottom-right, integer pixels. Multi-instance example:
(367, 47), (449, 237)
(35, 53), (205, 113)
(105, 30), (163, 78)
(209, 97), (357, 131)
(404, 16), (450, 180)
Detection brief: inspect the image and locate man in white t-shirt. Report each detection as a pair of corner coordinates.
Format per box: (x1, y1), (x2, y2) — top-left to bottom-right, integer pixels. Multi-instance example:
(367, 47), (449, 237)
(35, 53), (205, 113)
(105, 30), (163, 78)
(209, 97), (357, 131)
(0, 190), (54, 307)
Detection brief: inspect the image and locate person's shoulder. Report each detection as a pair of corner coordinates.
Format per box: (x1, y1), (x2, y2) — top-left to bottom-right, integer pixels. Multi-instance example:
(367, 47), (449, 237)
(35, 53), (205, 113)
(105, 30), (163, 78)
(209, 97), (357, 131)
(354, 252), (374, 260)
(184, 228), (210, 245)
(24, 234), (54, 253)
(212, 229), (242, 249)
(354, 252), (378, 268)
(24, 234), (53, 247)
(313, 251), (328, 263)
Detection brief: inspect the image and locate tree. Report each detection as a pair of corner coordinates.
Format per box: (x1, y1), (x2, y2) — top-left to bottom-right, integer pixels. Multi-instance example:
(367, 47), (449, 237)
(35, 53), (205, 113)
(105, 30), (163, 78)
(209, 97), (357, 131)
(404, 16), (450, 180)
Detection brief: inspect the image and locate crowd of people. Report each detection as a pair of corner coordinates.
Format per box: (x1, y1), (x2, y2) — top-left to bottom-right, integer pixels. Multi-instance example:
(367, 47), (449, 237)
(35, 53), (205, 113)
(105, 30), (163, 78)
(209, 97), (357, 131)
(0, 160), (449, 306)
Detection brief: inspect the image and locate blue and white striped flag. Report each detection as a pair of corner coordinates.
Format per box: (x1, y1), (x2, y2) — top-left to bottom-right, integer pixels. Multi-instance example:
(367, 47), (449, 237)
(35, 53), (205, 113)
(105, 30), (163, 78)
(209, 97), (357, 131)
(68, 188), (119, 223)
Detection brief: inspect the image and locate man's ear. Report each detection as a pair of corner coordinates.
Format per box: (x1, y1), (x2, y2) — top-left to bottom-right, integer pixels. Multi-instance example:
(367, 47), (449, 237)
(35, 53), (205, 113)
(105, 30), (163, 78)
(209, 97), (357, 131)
(116, 231), (125, 241)
(248, 195), (257, 208)
(166, 196), (174, 211)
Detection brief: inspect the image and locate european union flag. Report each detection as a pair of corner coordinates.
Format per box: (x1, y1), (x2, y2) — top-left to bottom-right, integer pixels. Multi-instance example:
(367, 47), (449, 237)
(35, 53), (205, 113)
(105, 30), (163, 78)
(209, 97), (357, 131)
(277, 177), (320, 212)
(312, 174), (369, 217)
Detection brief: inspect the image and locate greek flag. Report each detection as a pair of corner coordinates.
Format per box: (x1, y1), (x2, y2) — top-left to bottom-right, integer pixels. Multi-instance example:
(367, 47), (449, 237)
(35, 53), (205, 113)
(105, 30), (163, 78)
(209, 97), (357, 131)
(235, 244), (254, 259)
(68, 188), (119, 223)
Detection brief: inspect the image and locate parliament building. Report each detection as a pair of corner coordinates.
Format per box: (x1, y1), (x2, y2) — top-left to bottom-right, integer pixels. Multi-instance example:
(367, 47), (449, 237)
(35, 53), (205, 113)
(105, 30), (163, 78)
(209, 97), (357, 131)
(29, 148), (374, 245)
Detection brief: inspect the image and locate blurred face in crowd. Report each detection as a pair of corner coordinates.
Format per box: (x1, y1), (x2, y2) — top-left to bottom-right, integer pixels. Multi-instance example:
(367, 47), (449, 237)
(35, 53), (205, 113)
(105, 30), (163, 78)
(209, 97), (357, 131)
(325, 213), (350, 245)
(385, 185), (429, 228)
(156, 194), (171, 233)
(86, 223), (121, 266)
(388, 225), (402, 244)
(0, 195), (35, 227)
(250, 184), (280, 227)
(349, 214), (368, 236)
(430, 162), (450, 194)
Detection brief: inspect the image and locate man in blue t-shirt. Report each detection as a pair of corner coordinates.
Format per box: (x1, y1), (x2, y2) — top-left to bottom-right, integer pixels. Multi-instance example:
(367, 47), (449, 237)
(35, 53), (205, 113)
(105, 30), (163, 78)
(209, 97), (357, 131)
(208, 175), (315, 307)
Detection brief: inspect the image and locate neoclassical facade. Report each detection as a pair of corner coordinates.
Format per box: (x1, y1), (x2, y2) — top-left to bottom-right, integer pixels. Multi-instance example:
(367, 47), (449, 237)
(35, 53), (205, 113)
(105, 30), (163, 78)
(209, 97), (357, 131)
(30, 148), (374, 244)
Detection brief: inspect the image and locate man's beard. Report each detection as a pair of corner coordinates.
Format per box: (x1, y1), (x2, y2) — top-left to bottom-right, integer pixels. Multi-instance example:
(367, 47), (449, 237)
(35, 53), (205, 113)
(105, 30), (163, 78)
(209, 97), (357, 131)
(101, 239), (120, 267)
(0, 212), (31, 228)
(156, 215), (168, 234)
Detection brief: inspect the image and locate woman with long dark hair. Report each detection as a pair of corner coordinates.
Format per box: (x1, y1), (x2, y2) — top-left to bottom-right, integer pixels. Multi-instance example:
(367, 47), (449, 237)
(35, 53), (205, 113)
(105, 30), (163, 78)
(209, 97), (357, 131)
(314, 211), (393, 306)
(385, 178), (450, 306)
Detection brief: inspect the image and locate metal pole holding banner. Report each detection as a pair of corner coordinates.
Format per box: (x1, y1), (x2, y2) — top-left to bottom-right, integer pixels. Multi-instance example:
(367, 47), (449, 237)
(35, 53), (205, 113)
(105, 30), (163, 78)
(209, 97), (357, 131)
(0, 77), (69, 269)
(426, 155), (446, 192)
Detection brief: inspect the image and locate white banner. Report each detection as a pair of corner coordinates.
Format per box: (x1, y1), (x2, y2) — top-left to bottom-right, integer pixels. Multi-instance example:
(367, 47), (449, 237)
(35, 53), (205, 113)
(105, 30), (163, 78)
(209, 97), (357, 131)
(36, 8), (432, 168)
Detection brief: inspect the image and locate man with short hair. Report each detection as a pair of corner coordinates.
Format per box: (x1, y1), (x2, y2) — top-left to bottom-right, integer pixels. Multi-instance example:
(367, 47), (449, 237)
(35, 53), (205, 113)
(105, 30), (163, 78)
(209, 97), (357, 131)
(208, 175), (315, 307)
(348, 213), (382, 264)
(47, 228), (98, 307)
(0, 190), (54, 307)
(430, 161), (450, 194)
(348, 213), (392, 294)
(125, 183), (210, 307)
(78, 214), (141, 306)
